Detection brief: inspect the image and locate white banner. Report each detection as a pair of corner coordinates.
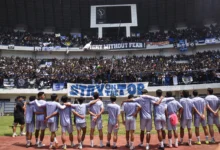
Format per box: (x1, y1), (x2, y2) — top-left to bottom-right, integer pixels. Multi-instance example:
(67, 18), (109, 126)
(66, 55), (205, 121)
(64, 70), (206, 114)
(67, 82), (149, 97)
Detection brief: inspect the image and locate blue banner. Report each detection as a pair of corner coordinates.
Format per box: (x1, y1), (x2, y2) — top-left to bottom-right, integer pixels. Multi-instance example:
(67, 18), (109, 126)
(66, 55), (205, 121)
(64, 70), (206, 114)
(53, 83), (64, 91)
(67, 82), (149, 97)
(179, 40), (187, 52)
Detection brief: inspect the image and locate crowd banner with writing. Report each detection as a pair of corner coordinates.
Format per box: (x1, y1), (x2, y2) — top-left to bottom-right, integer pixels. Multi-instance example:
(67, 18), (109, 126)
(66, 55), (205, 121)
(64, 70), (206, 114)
(3, 79), (15, 88)
(8, 45), (15, 50)
(87, 42), (145, 50)
(67, 82), (149, 97)
(205, 38), (216, 44)
(53, 83), (65, 91)
(146, 41), (170, 47)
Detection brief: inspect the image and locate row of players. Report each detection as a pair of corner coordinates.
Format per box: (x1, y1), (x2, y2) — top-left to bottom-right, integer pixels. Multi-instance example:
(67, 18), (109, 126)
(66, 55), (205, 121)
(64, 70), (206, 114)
(16, 88), (220, 150)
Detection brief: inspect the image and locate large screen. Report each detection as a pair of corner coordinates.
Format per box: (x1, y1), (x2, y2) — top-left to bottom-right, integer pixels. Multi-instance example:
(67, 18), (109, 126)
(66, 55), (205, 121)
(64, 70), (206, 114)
(96, 6), (131, 24)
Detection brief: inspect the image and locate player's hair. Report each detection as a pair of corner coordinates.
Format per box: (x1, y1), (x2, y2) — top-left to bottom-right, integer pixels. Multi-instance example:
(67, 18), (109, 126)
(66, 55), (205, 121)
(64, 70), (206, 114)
(128, 94), (134, 99)
(182, 90), (189, 98)
(78, 97), (85, 104)
(61, 96), (68, 103)
(29, 96), (36, 102)
(51, 94), (57, 101)
(166, 91), (173, 97)
(207, 88), (213, 94)
(93, 92), (99, 99)
(37, 92), (45, 98)
(142, 89), (148, 94)
(156, 89), (163, 97)
(16, 96), (22, 100)
(110, 96), (117, 102)
(193, 90), (198, 97)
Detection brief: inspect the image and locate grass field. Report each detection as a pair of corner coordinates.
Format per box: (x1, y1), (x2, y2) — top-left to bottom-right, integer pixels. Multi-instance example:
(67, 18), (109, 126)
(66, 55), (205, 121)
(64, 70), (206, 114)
(0, 115), (218, 136)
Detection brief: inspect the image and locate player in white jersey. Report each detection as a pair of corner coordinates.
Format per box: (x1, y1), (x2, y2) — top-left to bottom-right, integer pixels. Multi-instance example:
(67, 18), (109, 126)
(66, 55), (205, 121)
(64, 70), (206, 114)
(134, 89), (164, 150)
(205, 88), (220, 143)
(179, 90), (203, 146)
(164, 91), (182, 148)
(192, 90), (209, 145)
(88, 92), (105, 148)
(32, 94), (66, 149)
(121, 95), (142, 150)
(25, 96), (37, 147)
(65, 97), (100, 149)
(45, 96), (74, 150)
(28, 92), (46, 147)
(106, 96), (120, 149)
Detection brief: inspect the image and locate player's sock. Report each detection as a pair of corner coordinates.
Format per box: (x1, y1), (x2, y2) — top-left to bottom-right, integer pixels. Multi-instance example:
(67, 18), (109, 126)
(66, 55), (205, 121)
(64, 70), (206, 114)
(180, 138), (183, 143)
(113, 142), (116, 146)
(189, 139), (192, 146)
(205, 136), (209, 141)
(50, 142), (54, 146)
(54, 137), (58, 143)
(212, 137), (215, 141)
(160, 141), (164, 147)
(175, 138), (178, 147)
(100, 140), (103, 146)
(36, 138), (39, 143)
(90, 140), (94, 147)
(169, 139), (172, 146)
(163, 139), (166, 144)
(197, 136), (200, 142)
(27, 140), (31, 145)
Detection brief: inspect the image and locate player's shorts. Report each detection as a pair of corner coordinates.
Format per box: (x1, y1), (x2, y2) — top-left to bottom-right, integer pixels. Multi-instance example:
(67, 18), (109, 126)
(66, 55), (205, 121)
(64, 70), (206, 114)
(14, 117), (25, 125)
(125, 116), (136, 131)
(154, 119), (166, 130)
(140, 118), (152, 131)
(26, 123), (35, 133)
(76, 122), (86, 130)
(108, 123), (119, 133)
(36, 120), (47, 130)
(48, 122), (58, 132)
(207, 116), (220, 126)
(62, 124), (73, 133)
(194, 118), (207, 127)
(181, 119), (192, 129)
(91, 118), (103, 130)
(167, 119), (177, 131)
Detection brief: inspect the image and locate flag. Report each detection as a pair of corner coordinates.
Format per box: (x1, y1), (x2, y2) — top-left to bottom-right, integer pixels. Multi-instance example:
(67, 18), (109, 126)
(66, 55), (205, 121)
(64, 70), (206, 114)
(43, 42), (51, 47)
(60, 36), (66, 40)
(55, 33), (61, 37)
(83, 42), (92, 50)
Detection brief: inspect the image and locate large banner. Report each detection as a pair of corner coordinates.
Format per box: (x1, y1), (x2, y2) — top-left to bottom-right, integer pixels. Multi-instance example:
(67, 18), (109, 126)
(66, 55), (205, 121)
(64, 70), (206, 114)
(67, 82), (148, 97)
(88, 42), (145, 50)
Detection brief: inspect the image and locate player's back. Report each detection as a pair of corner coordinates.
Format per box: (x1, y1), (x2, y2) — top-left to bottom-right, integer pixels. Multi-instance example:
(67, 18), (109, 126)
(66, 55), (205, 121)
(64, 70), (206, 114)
(25, 104), (35, 124)
(46, 101), (59, 122)
(74, 103), (89, 124)
(167, 99), (182, 116)
(89, 100), (103, 115)
(107, 103), (120, 124)
(34, 100), (46, 121)
(59, 106), (72, 126)
(135, 97), (154, 119)
(205, 95), (220, 116)
(123, 102), (138, 118)
(193, 97), (206, 118)
(180, 98), (194, 119)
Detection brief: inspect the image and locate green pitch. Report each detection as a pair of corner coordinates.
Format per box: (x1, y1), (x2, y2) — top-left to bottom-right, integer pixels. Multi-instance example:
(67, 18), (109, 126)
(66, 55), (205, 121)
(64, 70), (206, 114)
(0, 115), (217, 136)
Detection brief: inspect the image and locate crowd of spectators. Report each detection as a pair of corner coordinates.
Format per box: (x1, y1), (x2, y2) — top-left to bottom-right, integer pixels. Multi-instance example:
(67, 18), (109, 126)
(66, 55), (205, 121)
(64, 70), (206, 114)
(0, 25), (220, 47)
(0, 50), (219, 88)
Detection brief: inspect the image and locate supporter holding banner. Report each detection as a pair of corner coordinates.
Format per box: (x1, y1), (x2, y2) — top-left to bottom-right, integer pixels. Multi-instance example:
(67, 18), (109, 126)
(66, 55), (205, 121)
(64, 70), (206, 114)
(67, 82), (148, 97)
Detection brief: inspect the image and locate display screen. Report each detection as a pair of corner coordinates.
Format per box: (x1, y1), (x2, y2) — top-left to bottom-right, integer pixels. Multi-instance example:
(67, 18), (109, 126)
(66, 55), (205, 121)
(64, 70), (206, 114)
(96, 6), (131, 24)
